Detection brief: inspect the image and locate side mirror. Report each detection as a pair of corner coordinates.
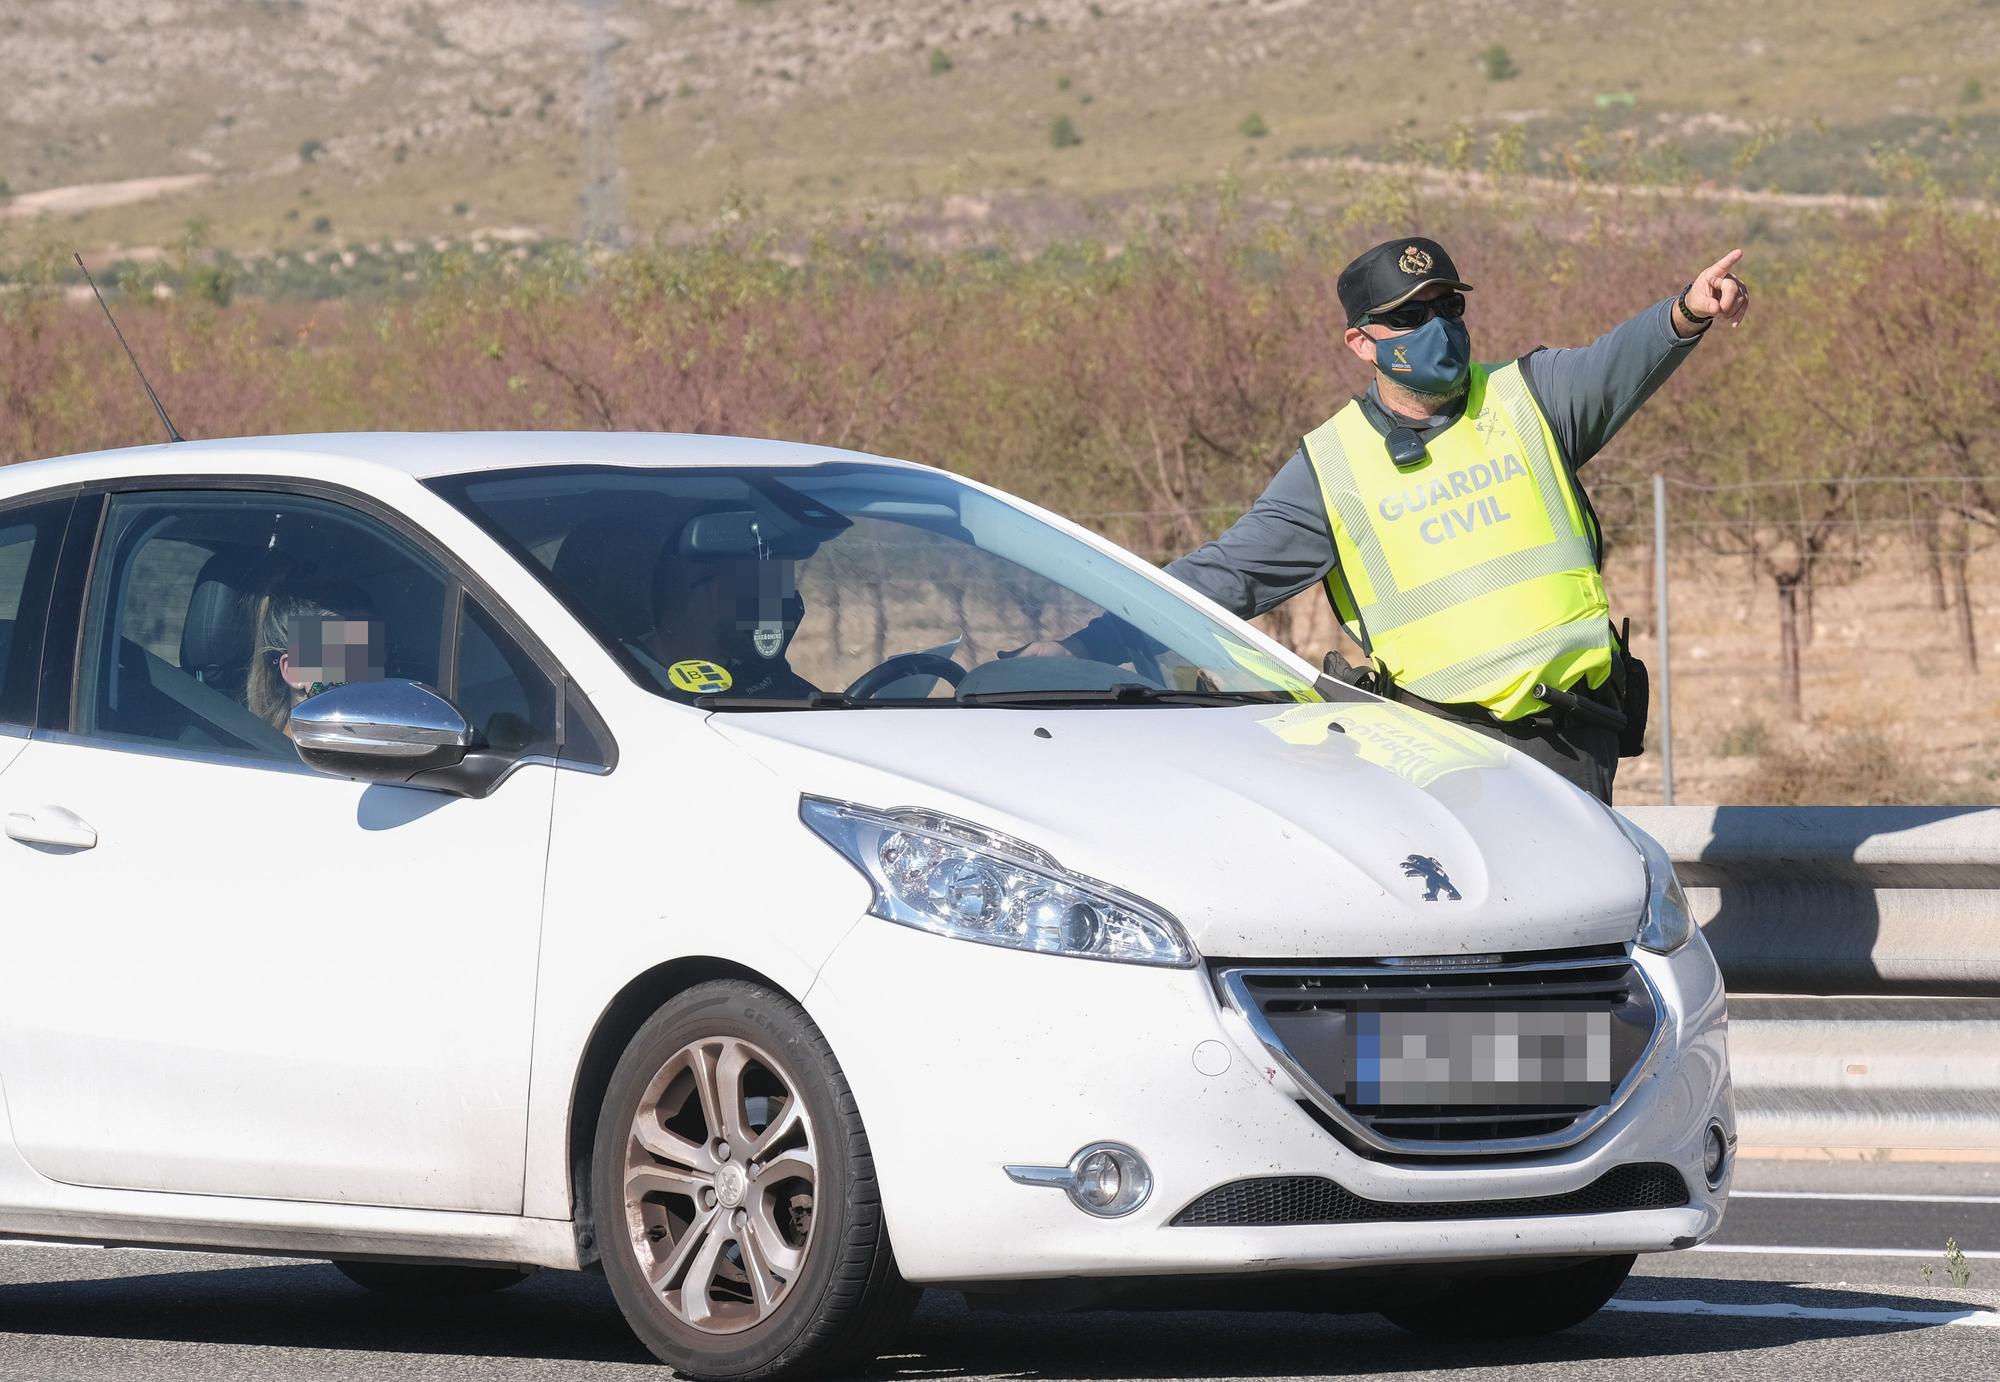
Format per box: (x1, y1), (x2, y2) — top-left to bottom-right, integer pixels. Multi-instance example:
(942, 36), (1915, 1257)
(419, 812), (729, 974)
(291, 680), (489, 795)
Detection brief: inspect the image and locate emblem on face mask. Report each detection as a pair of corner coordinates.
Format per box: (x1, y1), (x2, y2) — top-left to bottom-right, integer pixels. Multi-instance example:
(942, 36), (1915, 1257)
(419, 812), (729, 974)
(1398, 245), (1433, 275)
(1400, 853), (1462, 901)
(752, 623), (783, 659)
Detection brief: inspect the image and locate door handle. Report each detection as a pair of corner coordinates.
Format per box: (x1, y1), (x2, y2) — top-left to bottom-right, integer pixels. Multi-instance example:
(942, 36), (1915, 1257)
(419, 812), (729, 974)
(5, 807), (98, 851)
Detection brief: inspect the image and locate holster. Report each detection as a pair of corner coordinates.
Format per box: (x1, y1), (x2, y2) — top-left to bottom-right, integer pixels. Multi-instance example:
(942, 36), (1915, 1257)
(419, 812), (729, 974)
(1612, 621), (1649, 759)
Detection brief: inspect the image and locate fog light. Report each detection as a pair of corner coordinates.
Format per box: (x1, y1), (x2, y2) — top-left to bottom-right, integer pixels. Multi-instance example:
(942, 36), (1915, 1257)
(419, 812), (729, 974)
(1004, 1142), (1153, 1218)
(1066, 1144), (1151, 1217)
(1704, 1121), (1730, 1188)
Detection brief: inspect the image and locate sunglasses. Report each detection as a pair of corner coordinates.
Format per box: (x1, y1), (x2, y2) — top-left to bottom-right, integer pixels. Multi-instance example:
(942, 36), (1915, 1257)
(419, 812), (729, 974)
(1361, 292), (1467, 332)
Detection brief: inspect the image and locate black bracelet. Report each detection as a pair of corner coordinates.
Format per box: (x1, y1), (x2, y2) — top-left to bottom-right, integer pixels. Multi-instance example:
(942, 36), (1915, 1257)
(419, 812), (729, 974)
(1676, 284), (1713, 327)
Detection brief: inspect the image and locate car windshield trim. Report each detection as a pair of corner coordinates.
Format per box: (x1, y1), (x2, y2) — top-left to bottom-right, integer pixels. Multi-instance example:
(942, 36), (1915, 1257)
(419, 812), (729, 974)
(954, 685), (1291, 708)
(693, 685), (1290, 712)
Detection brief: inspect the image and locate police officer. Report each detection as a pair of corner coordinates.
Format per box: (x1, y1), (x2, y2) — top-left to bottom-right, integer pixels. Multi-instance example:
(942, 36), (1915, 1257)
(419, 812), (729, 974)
(1039, 236), (1749, 801)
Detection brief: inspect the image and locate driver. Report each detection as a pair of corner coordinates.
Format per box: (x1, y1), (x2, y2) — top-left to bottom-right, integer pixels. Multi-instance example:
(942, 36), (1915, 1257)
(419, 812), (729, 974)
(634, 546), (818, 700)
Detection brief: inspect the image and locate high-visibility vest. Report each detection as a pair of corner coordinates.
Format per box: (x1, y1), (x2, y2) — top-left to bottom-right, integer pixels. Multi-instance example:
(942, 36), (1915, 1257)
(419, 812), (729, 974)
(1300, 360), (1614, 721)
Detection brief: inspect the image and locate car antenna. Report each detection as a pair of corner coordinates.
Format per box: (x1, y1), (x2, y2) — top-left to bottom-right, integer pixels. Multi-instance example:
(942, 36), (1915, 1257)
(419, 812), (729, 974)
(72, 252), (184, 443)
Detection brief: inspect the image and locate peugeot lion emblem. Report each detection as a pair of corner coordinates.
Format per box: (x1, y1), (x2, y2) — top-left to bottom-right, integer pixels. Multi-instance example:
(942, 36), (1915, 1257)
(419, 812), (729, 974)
(1400, 854), (1462, 902)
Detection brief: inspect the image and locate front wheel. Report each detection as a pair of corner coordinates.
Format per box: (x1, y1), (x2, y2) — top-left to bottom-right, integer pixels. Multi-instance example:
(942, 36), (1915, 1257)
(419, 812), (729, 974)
(593, 980), (917, 1379)
(1379, 1254), (1635, 1338)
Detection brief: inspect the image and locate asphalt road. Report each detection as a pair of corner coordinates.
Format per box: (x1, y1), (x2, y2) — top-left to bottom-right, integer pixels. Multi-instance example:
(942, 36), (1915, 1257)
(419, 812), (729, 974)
(0, 1159), (1992, 1381)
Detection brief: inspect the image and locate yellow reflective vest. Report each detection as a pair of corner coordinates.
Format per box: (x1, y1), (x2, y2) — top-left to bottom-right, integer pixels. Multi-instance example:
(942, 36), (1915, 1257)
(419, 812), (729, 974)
(1300, 360), (1614, 721)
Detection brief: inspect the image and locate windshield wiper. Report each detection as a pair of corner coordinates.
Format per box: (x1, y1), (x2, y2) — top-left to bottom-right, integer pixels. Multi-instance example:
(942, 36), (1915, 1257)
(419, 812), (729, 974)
(695, 692), (868, 711)
(955, 683), (1288, 708)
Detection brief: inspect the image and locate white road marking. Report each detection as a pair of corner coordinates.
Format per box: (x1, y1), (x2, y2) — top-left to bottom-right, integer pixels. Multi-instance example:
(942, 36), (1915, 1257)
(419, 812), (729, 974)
(1733, 1190), (2000, 1205)
(1606, 1298), (2000, 1328)
(1695, 1243), (2000, 1260)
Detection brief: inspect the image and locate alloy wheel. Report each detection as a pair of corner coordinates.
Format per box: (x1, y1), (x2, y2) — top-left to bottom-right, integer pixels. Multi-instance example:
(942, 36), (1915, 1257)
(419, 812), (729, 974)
(622, 1035), (818, 1334)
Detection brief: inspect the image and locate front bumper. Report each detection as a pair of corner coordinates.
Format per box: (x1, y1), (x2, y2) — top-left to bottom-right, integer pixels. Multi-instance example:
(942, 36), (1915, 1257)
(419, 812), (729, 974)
(804, 921), (1732, 1284)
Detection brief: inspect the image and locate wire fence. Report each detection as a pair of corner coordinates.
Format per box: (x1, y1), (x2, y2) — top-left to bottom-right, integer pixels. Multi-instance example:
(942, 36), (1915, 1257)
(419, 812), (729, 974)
(1067, 474), (2000, 806)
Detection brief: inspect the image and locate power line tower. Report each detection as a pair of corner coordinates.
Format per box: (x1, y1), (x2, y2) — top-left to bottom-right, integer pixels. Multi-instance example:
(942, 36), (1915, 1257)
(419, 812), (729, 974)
(580, 0), (626, 250)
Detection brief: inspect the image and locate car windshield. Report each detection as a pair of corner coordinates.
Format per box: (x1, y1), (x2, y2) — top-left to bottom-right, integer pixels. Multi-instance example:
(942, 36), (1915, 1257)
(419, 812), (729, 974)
(429, 462), (1322, 709)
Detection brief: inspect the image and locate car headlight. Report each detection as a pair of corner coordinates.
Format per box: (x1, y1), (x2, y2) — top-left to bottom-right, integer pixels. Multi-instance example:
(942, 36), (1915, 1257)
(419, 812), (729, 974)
(800, 797), (1195, 968)
(1611, 812), (1697, 955)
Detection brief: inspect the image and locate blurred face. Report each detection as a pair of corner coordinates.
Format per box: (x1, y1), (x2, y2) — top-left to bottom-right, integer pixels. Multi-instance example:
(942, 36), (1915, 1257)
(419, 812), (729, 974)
(280, 616), (386, 695)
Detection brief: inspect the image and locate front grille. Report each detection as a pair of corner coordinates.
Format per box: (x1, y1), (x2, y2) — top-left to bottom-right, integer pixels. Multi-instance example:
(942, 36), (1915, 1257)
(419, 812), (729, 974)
(1172, 1162), (1689, 1228)
(1218, 947), (1659, 1158)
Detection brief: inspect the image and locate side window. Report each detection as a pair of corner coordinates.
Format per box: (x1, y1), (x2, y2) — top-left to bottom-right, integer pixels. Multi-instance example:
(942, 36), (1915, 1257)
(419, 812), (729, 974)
(454, 596), (559, 757)
(77, 491), (447, 761)
(0, 496), (73, 729)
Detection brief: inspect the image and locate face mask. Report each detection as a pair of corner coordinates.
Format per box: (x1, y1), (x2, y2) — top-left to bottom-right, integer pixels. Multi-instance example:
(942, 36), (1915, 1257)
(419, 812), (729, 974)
(1373, 316), (1471, 397)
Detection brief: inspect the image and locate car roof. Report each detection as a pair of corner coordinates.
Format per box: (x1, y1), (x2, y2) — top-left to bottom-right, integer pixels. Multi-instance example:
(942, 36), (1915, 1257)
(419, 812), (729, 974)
(0, 431), (930, 496)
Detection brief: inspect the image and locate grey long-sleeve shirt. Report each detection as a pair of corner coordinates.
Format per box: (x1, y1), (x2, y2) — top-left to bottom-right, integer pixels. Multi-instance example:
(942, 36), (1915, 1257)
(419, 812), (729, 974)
(1154, 295), (1701, 623)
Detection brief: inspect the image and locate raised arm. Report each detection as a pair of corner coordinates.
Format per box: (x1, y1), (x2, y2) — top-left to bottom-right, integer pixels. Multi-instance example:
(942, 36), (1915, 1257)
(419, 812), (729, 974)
(1522, 249), (1748, 470)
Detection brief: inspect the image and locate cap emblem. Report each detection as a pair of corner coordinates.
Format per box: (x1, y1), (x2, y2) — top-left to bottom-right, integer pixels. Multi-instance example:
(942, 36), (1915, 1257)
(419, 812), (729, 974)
(1398, 245), (1433, 276)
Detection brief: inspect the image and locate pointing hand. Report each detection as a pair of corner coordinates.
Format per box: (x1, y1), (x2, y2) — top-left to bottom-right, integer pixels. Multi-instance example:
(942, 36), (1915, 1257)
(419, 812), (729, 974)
(1686, 248), (1751, 328)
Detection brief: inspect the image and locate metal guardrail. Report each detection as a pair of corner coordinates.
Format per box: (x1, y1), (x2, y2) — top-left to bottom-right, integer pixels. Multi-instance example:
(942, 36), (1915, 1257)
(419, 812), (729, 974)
(1618, 806), (2000, 1150)
(1619, 805), (2000, 996)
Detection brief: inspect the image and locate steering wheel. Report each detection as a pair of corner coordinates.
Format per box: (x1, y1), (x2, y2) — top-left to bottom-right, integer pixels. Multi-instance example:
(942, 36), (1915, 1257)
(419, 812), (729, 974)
(845, 652), (967, 701)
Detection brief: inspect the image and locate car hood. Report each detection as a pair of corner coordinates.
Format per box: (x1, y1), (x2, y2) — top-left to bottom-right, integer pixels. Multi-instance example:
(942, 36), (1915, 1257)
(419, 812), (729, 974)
(709, 700), (1645, 959)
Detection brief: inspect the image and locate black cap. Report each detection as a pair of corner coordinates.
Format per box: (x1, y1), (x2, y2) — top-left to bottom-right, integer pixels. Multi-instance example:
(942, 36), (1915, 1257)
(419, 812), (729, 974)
(1338, 237), (1473, 328)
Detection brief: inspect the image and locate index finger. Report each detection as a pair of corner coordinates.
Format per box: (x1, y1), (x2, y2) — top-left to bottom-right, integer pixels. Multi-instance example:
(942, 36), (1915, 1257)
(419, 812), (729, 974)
(1705, 248), (1745, 281)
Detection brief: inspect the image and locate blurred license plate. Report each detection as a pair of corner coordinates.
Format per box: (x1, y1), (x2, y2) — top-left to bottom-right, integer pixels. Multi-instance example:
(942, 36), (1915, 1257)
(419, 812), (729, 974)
(1347, 1009), (1614, 1106)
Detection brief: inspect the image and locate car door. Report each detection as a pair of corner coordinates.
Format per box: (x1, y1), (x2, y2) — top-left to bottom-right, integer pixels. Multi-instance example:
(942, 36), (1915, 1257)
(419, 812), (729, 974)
(0, 484), (560, 1214)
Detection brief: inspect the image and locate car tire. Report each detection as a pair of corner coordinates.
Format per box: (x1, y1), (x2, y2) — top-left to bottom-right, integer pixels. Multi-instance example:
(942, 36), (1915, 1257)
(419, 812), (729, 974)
(1378, 1253), (1636, 1338)
(593, 979), (918, 1380)
(331, 1261), (532, 1296)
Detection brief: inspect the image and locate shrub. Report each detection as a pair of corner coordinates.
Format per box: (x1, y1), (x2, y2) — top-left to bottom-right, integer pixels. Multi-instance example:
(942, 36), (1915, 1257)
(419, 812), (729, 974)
(1961, 76), (1985, 105)
(298, 138), (325, 163)
(310, 214), (333, 234)
(1239, 112), (1269, 139)
(1723, 733), (1981, 806)
(1057, 74), (1071, 91)
(187, 263), (235, 307)
(929, 49), (953, 76)
(1480, 44), (1518, 81)
(1049, 115), (1082, 148)
(1715, 719), (1768, 758)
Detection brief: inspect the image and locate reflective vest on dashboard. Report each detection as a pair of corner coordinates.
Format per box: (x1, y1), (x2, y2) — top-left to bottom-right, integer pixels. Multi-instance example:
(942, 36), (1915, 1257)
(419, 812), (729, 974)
(1300, 360), (1613, 721)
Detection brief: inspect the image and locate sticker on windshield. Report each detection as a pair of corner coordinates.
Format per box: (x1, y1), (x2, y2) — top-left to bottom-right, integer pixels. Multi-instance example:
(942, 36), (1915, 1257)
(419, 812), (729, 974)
(668, 659), (733, 694)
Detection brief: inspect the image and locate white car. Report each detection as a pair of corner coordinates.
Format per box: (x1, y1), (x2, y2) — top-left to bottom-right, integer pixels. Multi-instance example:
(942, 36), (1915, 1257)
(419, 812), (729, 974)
(0, 433), (1731, 1377)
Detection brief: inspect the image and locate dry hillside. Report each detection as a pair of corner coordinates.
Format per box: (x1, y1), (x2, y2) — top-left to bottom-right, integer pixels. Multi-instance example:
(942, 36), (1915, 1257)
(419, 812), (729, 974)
(3, 0), (1996, 254)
